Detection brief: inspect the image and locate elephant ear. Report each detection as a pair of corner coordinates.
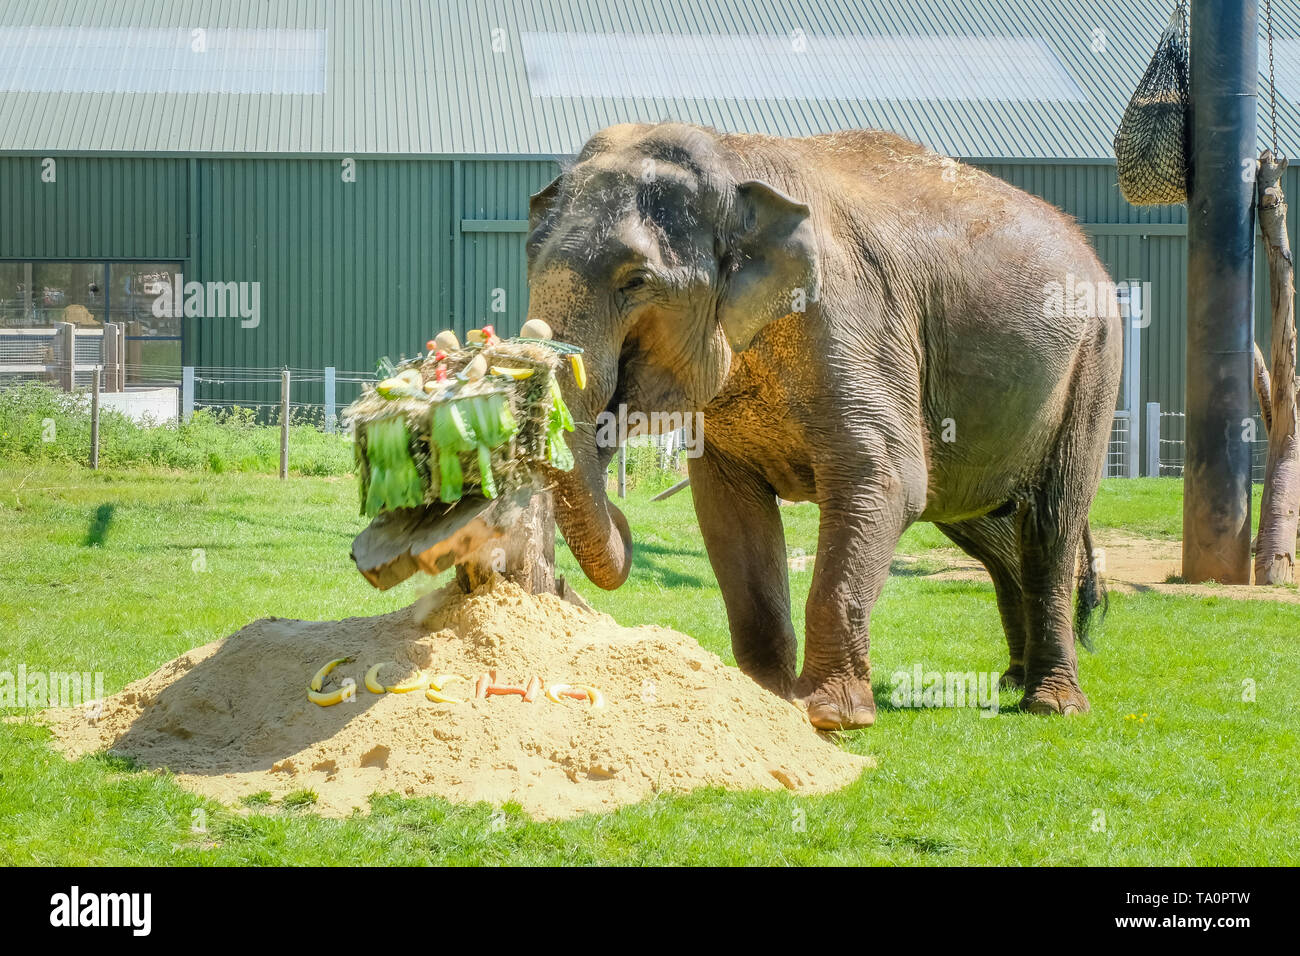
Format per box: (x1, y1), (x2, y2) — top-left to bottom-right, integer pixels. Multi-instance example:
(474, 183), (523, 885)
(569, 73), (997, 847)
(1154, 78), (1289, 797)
(528, 175), (563, 234)
(718, 180), (820, 352)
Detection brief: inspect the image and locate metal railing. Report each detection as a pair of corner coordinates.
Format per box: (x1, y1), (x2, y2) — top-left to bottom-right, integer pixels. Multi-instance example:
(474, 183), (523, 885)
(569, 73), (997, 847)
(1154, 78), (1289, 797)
(0, 322), (122, 390)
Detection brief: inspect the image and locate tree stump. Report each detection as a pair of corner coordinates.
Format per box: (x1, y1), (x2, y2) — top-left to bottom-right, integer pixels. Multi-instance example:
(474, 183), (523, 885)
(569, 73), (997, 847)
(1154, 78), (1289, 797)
(351, 483), (589, 606)
(455, 489), (556, 594)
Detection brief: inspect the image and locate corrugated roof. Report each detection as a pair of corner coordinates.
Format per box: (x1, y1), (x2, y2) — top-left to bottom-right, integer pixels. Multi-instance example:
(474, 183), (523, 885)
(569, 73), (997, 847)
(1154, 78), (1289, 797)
(0, 0), (1295, 160)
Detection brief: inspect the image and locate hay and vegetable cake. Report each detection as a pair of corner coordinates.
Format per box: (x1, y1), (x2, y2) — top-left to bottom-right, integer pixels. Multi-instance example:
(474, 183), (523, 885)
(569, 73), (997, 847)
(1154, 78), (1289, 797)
(344, 323), (585, 516)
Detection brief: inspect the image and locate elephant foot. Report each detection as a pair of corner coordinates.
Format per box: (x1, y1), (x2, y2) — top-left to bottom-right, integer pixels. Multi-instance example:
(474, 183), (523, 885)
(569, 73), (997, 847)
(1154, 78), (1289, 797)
(999, 664), (1025, 690)
(743, 667), (795, 700)
(793, 674), (876, 730)
(1020, 680), (1090, 716)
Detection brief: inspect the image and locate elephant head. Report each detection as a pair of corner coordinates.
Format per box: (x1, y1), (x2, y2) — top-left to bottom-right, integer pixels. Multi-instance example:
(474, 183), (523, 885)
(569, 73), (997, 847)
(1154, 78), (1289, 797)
(526, 123), (820, 590)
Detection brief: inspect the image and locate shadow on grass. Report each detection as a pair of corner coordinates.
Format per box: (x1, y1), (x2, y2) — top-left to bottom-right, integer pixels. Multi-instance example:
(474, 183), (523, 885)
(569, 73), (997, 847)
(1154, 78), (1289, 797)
(594, 539), (711, 589)
(82, 503), (116, 547)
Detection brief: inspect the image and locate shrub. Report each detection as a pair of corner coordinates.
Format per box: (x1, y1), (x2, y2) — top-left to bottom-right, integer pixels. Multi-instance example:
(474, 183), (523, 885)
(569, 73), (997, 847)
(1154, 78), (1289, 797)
(0, 382), (354, 477)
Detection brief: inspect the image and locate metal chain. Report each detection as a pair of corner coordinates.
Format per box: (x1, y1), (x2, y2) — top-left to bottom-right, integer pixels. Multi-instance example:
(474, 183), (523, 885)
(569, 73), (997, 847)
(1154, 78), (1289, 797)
(1265, 0), (1280, 157)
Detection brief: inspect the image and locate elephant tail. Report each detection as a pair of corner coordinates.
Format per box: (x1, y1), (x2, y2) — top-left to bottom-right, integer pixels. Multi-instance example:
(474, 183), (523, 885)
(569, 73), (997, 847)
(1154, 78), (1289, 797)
(1074, 522), (1107, 652)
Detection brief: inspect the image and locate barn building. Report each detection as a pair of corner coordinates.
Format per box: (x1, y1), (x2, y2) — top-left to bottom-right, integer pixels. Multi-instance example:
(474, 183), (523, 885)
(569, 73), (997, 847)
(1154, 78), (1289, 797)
(1, 0), (1297, 473)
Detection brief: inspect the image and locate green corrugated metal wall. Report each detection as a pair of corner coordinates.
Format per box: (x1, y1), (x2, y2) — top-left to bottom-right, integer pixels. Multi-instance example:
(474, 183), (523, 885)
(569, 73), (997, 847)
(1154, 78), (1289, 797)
(4, 153), (1298, 420)
(458, 160), (558, 337)
(0, 156), (189, 259)
(190, 158), (454, 409)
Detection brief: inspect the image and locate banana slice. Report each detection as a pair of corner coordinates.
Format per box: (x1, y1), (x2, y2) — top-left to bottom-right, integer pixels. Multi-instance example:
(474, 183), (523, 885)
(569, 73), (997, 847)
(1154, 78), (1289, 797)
(386, 671), (430, 693)
(308, 684), (356, 707)
(426, 673), (468, 704)
(364, 661), (429, 694)
(568, 354), (586, 390)
(545, 683), (605, 708)
(309, 657), (352, 692)
(491, 365), (535, 380)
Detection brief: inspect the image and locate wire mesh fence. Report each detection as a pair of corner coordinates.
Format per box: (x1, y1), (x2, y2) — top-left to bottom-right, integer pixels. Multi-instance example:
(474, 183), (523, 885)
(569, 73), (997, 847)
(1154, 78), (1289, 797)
(1106, 413), (1131, 478)
(1156, 409), (1270, 481)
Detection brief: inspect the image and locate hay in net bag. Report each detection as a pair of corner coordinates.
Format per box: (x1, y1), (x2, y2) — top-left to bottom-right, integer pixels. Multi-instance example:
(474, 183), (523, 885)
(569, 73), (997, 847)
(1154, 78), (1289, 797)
(1114, 5), (1190, 206)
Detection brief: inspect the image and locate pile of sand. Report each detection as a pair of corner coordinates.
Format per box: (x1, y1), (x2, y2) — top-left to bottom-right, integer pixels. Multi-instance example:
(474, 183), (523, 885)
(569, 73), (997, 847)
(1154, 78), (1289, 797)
(44, 580), (868, 819)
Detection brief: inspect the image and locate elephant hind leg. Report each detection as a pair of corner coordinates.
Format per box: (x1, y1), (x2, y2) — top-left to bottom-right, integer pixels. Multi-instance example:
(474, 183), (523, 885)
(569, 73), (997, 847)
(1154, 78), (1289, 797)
(1017, 475), (1091, 715)
(1016, 334), (1115, 715)
(936, 513), (1028, 689)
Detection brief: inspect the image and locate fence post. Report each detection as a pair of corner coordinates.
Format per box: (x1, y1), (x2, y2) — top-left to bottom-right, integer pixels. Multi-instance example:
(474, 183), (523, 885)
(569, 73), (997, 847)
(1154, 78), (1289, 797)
(181, 366), (194, 422)
(1145, 402), (1161, 477)
(57, 322), (75, 391)
(280, 368), (291, 479)
(617, 444), (627, 498)
(324, 366), (337, 433)
(116, 323), (126, 391)
(90, 367), (100, 469)
(102, 323), (119, 393)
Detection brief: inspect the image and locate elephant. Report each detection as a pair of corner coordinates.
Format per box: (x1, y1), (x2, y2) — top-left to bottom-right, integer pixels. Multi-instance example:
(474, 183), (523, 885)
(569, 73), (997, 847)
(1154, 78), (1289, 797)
(526, 122), (1121, 729)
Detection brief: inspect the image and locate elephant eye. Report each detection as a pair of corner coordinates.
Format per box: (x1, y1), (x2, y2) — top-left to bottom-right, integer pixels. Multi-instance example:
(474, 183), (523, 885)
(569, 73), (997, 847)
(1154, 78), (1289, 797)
(619, 273), (649, 294)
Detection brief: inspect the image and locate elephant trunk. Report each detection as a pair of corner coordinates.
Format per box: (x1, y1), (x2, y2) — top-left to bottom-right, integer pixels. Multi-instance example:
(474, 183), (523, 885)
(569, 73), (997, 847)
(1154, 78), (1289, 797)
(550, 421), (632, 591)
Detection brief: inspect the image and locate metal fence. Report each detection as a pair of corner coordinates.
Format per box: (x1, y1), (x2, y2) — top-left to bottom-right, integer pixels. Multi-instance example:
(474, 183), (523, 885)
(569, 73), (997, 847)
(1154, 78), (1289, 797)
(0, 322), (119, 389)
(1153, 407), (1269, 482)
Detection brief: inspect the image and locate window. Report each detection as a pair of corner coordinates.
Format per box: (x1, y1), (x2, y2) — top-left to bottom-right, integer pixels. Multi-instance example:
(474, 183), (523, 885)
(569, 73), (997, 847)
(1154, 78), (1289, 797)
(0, 261), (181, 386)
(521, 32), (1086, 102)
(0, 27), (327, 94)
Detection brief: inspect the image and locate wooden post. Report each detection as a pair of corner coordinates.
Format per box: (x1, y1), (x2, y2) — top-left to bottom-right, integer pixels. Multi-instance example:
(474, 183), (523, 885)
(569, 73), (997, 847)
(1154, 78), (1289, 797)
(617, 444), (627, 498)
(90, 367), (100, 470)
(101, 323), (118, 393)
(279, 368), (290, 479)
(56, 322), (75, 391)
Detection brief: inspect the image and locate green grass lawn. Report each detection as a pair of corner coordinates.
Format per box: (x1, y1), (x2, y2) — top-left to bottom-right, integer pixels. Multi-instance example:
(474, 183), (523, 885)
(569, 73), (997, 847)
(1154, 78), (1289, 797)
(1, 462), (1296, 865)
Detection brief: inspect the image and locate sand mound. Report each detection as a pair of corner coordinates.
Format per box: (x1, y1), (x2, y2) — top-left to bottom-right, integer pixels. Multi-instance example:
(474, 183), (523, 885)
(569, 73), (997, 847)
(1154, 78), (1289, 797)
(43, 580), (868, 819)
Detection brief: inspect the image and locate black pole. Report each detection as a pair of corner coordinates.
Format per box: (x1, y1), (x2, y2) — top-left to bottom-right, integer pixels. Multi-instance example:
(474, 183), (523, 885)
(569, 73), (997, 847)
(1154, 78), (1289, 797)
(1184, 0), (1257, 584)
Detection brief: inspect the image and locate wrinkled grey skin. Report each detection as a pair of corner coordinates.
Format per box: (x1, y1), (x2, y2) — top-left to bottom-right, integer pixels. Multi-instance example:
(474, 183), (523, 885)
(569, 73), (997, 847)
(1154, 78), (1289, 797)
(527, 123), (1122, 729)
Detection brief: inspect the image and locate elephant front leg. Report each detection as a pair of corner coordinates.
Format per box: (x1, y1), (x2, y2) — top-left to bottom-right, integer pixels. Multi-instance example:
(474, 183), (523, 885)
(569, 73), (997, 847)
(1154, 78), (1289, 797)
(689, 450), (797, 697)
(795, 481), (915, 730)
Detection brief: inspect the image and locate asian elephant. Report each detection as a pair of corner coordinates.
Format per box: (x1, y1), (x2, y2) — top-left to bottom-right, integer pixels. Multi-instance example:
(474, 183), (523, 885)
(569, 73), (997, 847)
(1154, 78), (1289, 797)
(527, 123), (1121, 729)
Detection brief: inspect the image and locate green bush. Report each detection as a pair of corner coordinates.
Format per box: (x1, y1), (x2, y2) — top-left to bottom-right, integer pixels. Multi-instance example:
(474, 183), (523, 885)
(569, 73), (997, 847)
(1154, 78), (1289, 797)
(607, 439), (687, 495)
(0, 381), (354, 476)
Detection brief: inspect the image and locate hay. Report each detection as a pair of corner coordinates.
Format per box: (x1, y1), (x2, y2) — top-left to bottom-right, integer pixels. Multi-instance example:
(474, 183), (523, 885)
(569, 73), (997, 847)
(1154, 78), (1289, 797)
(345, 338), (580, 515)
(1114, 9), (1189, 206)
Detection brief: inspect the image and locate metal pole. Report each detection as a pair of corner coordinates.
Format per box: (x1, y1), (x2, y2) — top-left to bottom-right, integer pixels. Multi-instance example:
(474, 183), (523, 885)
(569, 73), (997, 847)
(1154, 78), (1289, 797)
(280, 368), (290, 479)
(617, 444), (627, 498)
(1146, 402), (1162, 478)
(181, 366), (194, 422)
(90, 367), (100, 470)
(1125, 303), (1141, 479)
(324, 366), (337, 433)
(1184, 0), (1258, 584)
